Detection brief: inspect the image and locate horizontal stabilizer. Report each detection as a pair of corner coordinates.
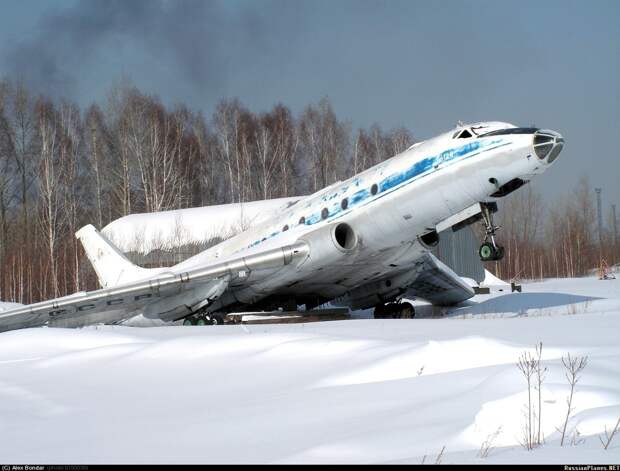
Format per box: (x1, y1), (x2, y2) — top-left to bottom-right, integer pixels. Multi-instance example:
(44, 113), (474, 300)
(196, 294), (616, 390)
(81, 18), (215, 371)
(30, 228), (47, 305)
(406, 253), (475, 305)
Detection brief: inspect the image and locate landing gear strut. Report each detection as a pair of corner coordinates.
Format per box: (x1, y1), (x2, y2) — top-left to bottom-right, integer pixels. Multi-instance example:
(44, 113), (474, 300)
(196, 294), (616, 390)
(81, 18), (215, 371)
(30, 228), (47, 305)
(374, 301), (415, 319)
(479, 202), (504, 262)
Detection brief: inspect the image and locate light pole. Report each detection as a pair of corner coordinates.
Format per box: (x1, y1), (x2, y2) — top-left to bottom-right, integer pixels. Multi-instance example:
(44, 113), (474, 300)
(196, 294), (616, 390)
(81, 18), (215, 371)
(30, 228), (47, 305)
(613, 204), (618, 263)
(595, 188), (603, 260)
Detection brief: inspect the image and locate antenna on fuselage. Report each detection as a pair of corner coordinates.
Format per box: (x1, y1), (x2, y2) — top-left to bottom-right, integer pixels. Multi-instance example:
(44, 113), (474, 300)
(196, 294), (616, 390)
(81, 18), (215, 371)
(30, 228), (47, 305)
(456, 120), (465, 127)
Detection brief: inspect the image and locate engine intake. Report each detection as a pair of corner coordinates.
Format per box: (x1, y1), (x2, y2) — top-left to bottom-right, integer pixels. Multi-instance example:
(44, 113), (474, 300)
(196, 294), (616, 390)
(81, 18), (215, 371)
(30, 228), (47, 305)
(333, 222), (357, 251)
(298, 222), (358, 268)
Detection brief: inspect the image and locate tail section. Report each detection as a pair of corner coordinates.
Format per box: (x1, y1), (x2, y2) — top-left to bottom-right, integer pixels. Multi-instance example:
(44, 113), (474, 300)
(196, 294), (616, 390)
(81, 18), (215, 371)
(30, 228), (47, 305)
(76, 224), (155, 288)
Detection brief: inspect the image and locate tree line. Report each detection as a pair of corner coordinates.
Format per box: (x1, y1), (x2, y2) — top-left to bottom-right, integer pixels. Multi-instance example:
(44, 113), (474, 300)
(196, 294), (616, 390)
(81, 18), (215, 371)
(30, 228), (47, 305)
(0, 79), (617, 304)
(492, 177), (618, 282)
(0, 79), (413, 303)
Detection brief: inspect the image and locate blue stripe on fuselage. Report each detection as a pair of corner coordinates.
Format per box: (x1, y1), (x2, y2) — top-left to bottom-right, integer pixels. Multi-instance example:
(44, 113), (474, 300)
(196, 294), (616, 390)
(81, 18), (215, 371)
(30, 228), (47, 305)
(246, 138), (507, 248)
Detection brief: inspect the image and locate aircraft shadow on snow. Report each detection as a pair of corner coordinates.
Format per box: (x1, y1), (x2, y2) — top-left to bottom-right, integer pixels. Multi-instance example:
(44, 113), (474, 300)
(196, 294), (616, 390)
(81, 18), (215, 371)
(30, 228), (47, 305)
(447, 292), (602, 318)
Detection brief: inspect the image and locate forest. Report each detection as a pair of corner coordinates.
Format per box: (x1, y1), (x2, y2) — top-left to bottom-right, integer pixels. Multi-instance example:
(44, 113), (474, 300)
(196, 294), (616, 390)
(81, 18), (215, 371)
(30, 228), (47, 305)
(0, 79), (617, 304)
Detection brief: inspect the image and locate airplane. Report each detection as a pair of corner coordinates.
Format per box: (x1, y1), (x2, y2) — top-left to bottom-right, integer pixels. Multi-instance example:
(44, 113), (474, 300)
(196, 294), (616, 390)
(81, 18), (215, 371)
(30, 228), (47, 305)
(0, 121), (564, 331)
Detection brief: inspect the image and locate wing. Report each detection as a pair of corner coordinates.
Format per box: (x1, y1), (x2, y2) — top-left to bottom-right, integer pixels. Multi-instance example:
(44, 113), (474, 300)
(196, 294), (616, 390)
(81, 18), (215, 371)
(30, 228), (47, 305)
(405, 253), (475, 305)
(0, 241), (309, 333)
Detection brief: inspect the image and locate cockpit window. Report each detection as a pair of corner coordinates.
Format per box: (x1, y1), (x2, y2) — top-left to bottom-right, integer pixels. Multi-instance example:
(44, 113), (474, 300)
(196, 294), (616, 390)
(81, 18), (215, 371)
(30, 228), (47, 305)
(470, 126), (486, 136)
(453, 129), (473, 139)
(477, 127), (539, 137)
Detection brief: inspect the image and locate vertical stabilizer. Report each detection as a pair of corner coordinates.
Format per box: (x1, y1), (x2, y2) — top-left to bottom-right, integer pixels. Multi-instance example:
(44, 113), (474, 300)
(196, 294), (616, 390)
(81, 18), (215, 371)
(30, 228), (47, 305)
(76, 224), (155, 288)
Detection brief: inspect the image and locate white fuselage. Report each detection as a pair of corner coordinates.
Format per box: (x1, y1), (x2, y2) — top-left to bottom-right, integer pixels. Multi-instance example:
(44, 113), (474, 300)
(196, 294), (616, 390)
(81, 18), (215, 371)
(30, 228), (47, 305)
(159, 121), (562, 311)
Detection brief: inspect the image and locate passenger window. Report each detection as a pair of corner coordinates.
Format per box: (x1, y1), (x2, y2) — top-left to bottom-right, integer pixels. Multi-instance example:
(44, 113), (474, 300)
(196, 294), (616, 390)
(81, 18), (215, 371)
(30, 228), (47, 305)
(321, 208), (329, 220)
(283, 225), (289, 232)
(341, 198), (349, 210)
(371, 183), (378, 195)
(299, 216), (305, 225)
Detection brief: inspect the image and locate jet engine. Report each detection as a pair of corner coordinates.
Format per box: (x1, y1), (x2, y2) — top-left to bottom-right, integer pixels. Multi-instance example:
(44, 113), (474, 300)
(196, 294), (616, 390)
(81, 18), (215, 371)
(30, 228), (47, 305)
(297, 222), (359, 268)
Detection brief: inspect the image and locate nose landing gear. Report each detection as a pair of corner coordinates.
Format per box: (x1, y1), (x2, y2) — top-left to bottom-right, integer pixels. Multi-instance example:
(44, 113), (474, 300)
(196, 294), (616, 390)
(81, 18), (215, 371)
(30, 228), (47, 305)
(479, 242), (504, 262)
(479, 202), (505, 262)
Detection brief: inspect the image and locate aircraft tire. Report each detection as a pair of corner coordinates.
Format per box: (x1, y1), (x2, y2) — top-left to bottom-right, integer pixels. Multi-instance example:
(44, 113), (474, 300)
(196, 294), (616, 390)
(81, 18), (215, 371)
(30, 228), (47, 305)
(479, 243), (495, 261)
(399, 302), (415, 319)
(494, 245), (505, 261)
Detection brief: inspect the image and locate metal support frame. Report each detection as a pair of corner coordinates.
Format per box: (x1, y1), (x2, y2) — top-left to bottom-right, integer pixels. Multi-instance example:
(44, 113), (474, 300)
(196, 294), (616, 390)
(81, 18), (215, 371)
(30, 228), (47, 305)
(480, 202), (500, 249)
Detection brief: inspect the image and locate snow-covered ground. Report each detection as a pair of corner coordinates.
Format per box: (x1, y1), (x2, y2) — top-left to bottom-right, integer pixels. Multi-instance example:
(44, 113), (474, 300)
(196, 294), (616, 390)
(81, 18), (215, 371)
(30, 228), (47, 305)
(1, 276), (619, 463)
(0, 301), (23, 312)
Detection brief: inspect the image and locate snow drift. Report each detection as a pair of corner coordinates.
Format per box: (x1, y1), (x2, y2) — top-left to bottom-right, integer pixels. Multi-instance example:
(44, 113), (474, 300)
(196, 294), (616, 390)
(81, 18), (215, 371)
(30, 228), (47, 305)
(0, 276), (618, 463)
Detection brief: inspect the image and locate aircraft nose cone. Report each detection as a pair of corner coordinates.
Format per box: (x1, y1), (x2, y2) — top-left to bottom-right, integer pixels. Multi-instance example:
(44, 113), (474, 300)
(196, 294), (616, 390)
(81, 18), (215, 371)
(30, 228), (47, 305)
(533, 129), (564, 163)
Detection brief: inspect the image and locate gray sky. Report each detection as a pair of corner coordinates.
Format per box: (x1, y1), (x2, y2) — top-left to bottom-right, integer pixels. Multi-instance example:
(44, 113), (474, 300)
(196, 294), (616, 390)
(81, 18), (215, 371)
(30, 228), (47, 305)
(1, 0), (618, 212)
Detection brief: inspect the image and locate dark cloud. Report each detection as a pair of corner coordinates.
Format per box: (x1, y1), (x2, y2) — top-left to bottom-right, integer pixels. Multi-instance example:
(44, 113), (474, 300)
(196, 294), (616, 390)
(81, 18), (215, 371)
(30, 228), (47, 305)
(1, 0), (619, 206)
(2, 0), (277, 99)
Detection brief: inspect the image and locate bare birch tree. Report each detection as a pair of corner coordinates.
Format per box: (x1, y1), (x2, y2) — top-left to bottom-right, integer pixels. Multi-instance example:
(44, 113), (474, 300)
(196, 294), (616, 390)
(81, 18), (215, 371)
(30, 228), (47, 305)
(58, 101), (84, 292)
(213, 99), (244, 203)
(35, 98), (63, 297)
(298, 97), (348, 193)
(85, 104), (113, 228)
